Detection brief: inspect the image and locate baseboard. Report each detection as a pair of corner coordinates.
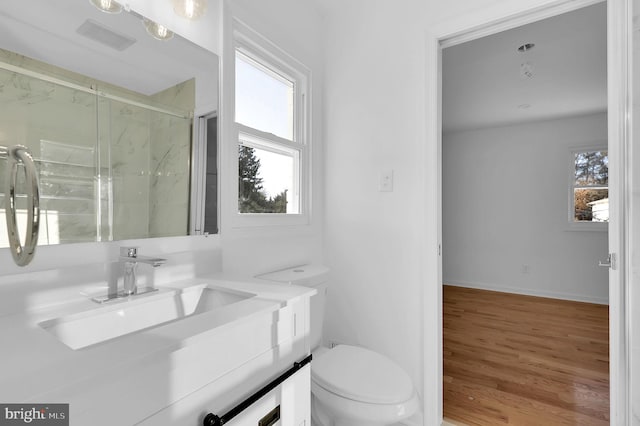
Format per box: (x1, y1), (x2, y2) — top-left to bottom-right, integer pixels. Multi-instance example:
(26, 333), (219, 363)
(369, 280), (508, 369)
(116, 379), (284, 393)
(442, 418), (469, 426)
(444, 280), (608, 305)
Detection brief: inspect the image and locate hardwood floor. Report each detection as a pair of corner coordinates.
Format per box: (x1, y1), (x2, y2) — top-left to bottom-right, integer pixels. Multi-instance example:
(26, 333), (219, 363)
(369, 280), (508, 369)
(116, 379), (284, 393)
(443, 285), (609, 426)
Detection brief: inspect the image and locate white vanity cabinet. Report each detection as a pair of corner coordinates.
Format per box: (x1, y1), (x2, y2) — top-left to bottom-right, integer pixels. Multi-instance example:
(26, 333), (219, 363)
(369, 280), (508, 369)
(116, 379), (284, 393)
(134, 292), (312, 426)
(0, 279), (314, 426)
(138, 362), (311, 426)
(219, 364), (310, 426)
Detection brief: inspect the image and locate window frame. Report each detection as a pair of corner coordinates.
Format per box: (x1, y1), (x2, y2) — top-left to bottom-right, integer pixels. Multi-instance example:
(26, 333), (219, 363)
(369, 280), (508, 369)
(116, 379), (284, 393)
(568, 145), (608, 231)
(230, 21), (311, 228)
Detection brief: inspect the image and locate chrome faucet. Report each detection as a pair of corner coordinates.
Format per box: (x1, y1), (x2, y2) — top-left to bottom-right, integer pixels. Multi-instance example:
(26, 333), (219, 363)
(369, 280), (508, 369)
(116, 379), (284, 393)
(120, 247), (167, 296)
(92, 247), (166, 303)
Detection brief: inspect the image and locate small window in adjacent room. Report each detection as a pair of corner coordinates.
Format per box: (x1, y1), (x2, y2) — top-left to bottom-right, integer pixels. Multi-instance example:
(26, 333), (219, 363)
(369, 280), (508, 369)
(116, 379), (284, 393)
(570, 148), (608, 226)
(234, 26), (309, 222)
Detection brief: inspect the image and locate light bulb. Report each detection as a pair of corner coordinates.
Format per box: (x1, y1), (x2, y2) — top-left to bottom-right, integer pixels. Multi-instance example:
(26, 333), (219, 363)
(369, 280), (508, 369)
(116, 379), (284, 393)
(89, 0), (123, 14)
(172, 0), (207, 20)
(143, 19), (174, 41)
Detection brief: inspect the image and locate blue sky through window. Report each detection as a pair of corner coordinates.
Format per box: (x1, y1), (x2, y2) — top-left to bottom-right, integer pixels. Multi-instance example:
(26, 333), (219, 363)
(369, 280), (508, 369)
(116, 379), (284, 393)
(235, 53), (293, 140)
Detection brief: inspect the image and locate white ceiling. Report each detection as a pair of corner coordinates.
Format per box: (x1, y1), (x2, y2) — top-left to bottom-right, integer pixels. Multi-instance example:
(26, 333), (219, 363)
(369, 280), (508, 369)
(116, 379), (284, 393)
(442, 3), (607, 133)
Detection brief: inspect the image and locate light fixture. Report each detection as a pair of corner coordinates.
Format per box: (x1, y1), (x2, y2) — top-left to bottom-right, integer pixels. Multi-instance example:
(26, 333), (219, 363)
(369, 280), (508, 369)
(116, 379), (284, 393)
(517, 43), (535, 79)
(143, 19), (174, 41)
(172, 0), (207, 20)
(89, 0), (123, 14)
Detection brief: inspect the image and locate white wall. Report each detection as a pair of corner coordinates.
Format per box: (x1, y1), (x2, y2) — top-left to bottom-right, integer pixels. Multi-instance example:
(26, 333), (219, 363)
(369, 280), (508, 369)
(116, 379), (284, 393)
(217, 0), (325, 276)
(443, 113), (609, 304)
(322, 0), (428, 404)
(320, 0), (609, 423)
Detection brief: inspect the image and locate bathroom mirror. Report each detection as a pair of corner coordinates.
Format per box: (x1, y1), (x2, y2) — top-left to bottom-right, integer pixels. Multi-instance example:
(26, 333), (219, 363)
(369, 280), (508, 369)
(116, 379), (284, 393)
(0, 0), (219, 247)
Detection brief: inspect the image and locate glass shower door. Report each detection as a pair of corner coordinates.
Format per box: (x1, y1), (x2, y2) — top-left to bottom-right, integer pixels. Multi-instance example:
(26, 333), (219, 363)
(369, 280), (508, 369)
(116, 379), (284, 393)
(0, 65), (98, 247)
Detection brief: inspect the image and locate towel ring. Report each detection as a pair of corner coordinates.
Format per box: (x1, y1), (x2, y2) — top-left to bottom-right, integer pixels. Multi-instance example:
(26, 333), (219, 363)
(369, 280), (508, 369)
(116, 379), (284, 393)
(2, 145), (40, 266)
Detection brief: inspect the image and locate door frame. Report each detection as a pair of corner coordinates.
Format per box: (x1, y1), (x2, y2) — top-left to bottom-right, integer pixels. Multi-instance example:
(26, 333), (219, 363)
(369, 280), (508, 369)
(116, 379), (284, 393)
(425, 0), (631, 424)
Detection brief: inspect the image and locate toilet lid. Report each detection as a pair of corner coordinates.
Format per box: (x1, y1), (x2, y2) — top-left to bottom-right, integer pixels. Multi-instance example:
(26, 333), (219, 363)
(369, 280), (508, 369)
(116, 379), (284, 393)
(311, 345), (414, 404)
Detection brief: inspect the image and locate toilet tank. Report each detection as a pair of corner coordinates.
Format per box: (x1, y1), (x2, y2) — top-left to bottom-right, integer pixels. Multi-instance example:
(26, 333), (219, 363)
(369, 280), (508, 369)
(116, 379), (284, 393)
(256, 265), (329, 350)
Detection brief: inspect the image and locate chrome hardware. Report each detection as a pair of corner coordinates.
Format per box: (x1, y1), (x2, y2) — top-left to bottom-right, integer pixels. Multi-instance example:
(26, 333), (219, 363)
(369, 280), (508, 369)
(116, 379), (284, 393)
(119, 246), (166, 267)
(1, 145), (40, 266)
(92, 247), (166, 303)
(119, 246), (166, 296)
(598, 253), (615, 269)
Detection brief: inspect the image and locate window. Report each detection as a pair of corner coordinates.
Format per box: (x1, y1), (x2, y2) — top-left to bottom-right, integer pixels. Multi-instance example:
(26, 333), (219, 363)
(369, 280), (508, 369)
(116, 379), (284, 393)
(236, 52), (294, 141)
(234, 26), (309, 221)
(238, 132), (299, 214)
(570, 148), (608, 226)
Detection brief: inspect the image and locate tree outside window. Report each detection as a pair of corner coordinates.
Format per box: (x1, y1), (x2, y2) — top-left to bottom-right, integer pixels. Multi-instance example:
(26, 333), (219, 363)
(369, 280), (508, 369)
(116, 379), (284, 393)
(572, 149), (608, 222)
(238, 145), (288, 213)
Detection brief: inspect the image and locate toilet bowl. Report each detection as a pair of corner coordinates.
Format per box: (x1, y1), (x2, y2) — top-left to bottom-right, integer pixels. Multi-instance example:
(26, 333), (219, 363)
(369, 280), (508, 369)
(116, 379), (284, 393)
(311, 344), (419, 426)
(256, 265), (419, 426)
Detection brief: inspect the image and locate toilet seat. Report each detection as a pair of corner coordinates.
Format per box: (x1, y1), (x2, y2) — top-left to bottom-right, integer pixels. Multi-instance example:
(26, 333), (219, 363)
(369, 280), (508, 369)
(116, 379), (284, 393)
(311, 380), (419, 424)
(311, 345), (414, 404)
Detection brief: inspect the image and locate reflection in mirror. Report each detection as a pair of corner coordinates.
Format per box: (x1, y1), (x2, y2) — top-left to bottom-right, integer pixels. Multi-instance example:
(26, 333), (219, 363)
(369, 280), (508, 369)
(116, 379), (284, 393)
(204, 115), (218, 234)
(0, 0), (219, 248)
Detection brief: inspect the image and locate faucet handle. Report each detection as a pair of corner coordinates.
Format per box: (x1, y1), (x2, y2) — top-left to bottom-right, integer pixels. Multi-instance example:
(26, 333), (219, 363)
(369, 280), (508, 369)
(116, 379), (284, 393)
(120, 246), (138, 258)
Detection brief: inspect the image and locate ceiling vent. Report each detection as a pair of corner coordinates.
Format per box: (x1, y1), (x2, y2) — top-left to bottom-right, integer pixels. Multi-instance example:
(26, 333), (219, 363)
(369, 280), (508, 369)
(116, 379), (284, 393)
(76, 19), (136, 51)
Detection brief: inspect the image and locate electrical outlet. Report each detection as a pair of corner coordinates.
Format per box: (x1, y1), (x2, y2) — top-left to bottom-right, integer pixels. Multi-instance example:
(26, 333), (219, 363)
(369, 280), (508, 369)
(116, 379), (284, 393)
(379, 170), (394, 192)
(521, 264), (530, 274)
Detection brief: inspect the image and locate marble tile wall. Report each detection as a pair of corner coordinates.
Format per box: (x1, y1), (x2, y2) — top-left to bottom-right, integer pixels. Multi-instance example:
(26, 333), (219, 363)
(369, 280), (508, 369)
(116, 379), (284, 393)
(108, 99), (152, 240)
(148, 79), (194, 237)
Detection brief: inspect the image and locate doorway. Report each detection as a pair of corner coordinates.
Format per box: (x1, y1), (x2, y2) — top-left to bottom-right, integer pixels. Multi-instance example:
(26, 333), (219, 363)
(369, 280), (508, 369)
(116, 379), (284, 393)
(438, 2), (617, 425)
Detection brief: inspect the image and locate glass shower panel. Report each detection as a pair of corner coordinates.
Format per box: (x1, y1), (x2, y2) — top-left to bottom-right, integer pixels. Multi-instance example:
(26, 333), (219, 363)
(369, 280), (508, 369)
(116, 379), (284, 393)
(106, 98), (191, 240)
(106, 98), (152, 241)
(147, 110), (191, 238)
(0, 67), (98, 247)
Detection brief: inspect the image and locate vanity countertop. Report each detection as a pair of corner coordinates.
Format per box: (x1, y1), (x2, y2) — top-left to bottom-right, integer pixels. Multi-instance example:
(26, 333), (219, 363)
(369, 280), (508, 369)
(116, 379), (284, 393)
(0, 275), (314, 424)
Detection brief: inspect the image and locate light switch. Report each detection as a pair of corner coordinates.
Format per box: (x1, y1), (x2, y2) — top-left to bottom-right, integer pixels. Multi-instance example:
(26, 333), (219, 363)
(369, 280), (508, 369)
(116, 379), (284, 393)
(379, 170), (394, 192)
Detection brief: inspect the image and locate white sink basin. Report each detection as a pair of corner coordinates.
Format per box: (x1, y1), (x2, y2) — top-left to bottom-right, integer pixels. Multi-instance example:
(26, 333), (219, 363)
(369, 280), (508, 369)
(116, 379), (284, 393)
(39, 285), (255, 350)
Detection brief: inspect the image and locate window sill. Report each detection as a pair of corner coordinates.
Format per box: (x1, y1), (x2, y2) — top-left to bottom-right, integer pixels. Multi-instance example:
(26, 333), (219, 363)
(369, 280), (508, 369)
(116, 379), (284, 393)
(227, 212), (310, 229)
(565, 222), (608, 232)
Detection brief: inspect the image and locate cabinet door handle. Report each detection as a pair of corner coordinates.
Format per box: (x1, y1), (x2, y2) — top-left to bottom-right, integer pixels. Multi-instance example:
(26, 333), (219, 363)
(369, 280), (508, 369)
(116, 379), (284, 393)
(258, 405), (280, 426)
(202, 354), (312, 426)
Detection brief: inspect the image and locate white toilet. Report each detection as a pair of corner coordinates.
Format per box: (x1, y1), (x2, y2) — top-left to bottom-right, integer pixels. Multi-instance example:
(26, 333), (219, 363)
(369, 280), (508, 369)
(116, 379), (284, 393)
(257, 265), (419, 426)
